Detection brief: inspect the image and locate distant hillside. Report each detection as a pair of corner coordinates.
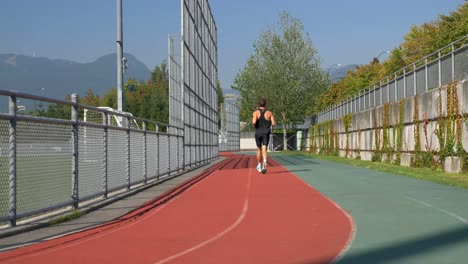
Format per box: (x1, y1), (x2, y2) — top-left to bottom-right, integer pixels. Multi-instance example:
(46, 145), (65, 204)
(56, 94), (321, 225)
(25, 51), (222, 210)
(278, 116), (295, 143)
(0, 53), (151, 101)
(329, 64), (358, 82)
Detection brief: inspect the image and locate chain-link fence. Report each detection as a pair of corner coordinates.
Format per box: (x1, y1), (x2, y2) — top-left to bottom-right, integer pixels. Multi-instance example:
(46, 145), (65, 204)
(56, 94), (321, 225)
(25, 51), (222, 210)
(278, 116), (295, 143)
(181, 0), (218, 167)
(0, 91), (184, 227)
(318, 35), (468, 123)
(219, 102), (240, 152)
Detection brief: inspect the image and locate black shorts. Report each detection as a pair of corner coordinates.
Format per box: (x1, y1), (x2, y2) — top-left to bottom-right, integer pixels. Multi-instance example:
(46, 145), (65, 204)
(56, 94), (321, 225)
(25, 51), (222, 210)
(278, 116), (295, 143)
(255, 133), (270, 148)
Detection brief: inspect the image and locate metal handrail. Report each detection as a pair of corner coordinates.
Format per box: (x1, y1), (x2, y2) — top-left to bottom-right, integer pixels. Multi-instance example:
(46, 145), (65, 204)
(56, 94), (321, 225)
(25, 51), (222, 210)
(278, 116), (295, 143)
(318, 35), (468, 122)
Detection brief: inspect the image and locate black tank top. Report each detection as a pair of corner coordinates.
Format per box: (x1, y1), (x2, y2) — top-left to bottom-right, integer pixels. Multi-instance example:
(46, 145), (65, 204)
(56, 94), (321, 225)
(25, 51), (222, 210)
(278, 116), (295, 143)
(255, 109), (271, 135)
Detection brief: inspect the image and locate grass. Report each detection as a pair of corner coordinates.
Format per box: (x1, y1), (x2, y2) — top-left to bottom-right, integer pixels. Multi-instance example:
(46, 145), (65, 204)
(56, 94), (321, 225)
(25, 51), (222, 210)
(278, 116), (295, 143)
(283, 151), (468, 189)
(49, 210), (83, 225)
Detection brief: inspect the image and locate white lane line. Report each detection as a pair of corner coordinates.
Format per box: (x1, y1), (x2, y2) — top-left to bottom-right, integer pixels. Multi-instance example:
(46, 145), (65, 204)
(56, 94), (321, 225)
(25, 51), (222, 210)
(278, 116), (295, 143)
(405, 196), (468, 224)
(154, 161), (252, 264)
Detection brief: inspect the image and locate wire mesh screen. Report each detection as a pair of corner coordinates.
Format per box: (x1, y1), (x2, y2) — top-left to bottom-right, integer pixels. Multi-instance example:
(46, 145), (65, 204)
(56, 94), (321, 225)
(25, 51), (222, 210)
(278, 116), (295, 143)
(397, 77), (405, 99)
(388, 82), (395, 102)
(182, 0), (218, 168)
(16, 121), (73, 215)
(416, 67), (426, 94)
(159, 135), (169, 177)
(441, 53), (452, 85)
(79, 125), (105, 199)
(146, 133), (158, 180)
(130, 131), (145, 184)
(169, 34), (183, 130)
(107, 129), (127, 191)
(0, 120), (9, 217)
(427, 59), (439, 89)
(455, 46), (468, 80)
(406, 73), (415, 97)
(170, 136), (178, 172)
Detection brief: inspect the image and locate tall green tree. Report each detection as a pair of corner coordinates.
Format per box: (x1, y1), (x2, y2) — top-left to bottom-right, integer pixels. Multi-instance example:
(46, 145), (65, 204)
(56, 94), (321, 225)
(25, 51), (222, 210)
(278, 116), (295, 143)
(149, 62), (169, 124)
(234, 12), (328, 150)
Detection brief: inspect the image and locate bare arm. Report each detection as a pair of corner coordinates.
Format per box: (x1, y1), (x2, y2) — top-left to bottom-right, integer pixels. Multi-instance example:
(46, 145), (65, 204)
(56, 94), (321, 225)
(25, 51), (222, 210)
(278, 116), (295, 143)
(270, 113), (276, 126)
(252, 110), (258, 127)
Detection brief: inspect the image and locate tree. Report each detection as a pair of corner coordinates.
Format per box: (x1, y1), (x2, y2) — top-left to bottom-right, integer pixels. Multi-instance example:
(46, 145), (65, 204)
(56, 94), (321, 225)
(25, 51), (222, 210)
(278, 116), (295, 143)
(217, 80), (224, 129)
(101, 88), (118, 109)
(80, 88), (101, 107)
(234, 12), (328, 150)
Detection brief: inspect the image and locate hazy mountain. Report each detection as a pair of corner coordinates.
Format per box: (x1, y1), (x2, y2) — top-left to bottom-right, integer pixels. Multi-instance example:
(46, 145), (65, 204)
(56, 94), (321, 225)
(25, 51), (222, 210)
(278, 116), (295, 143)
(329, 64), (358, 82)
(0, 53), (151, 101)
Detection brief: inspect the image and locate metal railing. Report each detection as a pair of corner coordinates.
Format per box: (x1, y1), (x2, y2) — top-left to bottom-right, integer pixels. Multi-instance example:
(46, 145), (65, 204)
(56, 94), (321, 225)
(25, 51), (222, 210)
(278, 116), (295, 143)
(0, 90), (186, 227)
(317, 35), (468, 123)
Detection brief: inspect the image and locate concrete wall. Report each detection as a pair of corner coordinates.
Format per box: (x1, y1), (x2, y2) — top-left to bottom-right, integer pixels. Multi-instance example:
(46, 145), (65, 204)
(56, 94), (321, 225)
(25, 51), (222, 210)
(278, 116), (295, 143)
(312, 81), (468, 162)
(241, 138), (256, 150)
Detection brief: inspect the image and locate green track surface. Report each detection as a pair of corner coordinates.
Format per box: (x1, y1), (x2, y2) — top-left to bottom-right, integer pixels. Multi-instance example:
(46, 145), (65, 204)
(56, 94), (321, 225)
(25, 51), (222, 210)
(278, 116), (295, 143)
(272, 154), (468, 264)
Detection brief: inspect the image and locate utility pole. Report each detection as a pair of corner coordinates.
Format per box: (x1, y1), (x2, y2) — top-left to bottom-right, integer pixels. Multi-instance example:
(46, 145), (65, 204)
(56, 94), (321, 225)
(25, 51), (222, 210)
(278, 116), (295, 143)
(117, 0), (124, 112)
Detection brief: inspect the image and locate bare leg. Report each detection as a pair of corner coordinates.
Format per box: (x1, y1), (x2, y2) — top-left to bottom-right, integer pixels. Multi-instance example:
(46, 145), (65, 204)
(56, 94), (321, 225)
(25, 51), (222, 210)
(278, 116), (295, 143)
(261, 145), (268, 163)
(256, 147), (262, 164)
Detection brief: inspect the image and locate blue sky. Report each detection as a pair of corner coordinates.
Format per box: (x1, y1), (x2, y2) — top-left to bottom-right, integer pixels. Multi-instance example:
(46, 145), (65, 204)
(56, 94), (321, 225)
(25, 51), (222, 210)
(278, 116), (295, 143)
(0, 0), (464, 92)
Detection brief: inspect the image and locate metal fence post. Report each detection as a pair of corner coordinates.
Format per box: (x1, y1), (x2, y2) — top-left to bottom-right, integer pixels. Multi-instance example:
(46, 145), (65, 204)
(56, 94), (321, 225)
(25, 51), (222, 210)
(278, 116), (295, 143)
(379, 81), (383, 106)
(403, 69), (407, 97)
(438, 51), (442, 87)
(156, 124), (160, 180)
(451, 43), (455, 82)
(126, 116), (130, 190)
(176, 128), (180, 172)
(168, 132), (171, 175)
(143, 121), (147, 184)
(373, 84), (376, 107)
(102, 112), (108, 198)
(8, 96), (17, 227)
(387, 77), (390, 103)
(71, 94), (79, 209)
(395, 74), (398, 100)
(368, 88), (371, 109)
(413, 64), (417, 96)
(425, 58), (428, 91)
(358, 91), (361, 111)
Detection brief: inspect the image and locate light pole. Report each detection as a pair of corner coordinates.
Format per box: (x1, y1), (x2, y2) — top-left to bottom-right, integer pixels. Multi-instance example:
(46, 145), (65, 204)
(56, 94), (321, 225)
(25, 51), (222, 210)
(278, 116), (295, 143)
(327, 63), (341, 74)
(327, 64), (341, 82)
(117, 0), (124, 112)
(377, 51), (390, 62)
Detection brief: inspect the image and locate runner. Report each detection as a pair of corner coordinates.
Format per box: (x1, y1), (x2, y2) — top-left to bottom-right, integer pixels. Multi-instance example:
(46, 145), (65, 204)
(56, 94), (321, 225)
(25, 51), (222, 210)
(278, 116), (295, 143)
(252, 98), (275, 173)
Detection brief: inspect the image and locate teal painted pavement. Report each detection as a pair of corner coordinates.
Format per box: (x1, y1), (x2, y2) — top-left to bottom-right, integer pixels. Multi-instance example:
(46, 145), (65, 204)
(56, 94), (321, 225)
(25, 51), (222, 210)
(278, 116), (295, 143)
(272, 154), (468, 264)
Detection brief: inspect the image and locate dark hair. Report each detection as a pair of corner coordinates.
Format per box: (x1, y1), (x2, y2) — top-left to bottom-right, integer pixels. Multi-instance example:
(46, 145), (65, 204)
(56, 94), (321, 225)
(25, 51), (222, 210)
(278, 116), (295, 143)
(258, 98), (266, 107)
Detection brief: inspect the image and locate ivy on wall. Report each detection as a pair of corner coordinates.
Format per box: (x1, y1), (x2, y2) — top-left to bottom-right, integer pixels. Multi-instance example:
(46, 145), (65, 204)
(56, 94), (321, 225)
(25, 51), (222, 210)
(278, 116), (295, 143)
(395, 99), (405, 164)
(311, 81), (466, 172)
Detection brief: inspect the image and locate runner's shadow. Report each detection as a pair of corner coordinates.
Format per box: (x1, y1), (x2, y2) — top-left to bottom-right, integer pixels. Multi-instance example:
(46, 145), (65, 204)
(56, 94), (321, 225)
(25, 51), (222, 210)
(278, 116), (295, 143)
(305, 224), (468, 264)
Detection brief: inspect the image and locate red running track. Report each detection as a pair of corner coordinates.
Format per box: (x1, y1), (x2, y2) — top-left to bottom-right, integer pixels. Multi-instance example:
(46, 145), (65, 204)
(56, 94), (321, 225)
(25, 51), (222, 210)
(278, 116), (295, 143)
(0, 154), (353, 264)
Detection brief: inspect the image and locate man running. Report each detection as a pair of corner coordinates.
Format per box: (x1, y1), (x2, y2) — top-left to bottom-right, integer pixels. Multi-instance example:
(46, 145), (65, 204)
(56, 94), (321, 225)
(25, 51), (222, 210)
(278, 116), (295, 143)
(252, 98), (276, 173)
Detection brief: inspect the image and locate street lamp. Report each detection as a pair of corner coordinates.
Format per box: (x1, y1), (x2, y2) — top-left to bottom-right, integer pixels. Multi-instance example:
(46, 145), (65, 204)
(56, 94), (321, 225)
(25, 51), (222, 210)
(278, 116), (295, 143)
(377, 51), (390, 61)
(327, 63), (341, 74)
